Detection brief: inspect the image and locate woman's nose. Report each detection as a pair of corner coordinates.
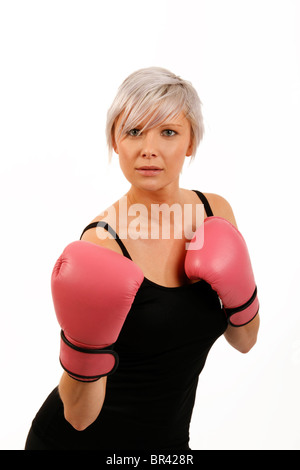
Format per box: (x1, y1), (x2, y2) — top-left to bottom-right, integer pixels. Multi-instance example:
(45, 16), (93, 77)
(140, 131), (158, 158)
(142, 150), (157, 158)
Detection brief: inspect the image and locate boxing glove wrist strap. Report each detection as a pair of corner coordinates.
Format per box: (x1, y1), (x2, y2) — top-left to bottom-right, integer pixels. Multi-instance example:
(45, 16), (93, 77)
(60, 330), (119, 382)
(225, 286), (259, 327)
(225, 286), (257, 316)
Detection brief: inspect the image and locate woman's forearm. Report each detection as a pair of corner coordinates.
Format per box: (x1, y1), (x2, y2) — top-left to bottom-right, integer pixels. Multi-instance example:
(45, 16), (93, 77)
(59, 372), (107, 431)
(224, 314), (260, 353)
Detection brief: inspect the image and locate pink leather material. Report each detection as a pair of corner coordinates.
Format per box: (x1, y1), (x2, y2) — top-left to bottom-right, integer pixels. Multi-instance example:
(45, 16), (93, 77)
(226, 294), (259, 326)
(51, 241), (144, 379)
(59, 333), (118, 382)
(185, 217), (259, 327)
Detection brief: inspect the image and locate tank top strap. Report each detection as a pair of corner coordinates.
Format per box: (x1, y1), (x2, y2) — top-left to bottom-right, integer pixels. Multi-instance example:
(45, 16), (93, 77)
(79, 221), (133, 260)
(192, 190), (214, 217)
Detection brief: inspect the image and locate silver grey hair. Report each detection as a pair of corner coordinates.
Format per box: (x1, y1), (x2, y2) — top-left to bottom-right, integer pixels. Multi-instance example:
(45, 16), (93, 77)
(106, 67), (204, 160)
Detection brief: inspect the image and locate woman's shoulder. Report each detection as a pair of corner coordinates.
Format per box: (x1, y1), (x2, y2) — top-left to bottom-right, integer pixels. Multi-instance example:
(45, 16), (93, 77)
(80, 202), (123, 255)
(201, 192), (238, 227)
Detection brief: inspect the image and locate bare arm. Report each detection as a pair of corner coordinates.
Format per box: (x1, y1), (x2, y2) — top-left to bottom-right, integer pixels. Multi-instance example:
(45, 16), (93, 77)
(59, 373), (107, 431)
(224, 314), (260, 353)
(58, 222), (120, 431)
(204, 193), (260, 353)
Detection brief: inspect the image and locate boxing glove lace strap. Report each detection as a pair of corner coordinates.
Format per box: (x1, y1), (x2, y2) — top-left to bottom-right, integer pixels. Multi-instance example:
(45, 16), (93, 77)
(60, 330), (119, 380)
(225, 286), (258, 317)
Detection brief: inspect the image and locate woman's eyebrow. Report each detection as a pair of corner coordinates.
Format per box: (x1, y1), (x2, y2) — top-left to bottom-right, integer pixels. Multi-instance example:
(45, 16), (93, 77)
(160, 123), (183, 127)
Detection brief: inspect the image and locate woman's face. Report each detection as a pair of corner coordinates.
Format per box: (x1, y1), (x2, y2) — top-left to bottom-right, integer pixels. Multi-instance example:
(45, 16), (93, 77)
(113, 111), (193, 194)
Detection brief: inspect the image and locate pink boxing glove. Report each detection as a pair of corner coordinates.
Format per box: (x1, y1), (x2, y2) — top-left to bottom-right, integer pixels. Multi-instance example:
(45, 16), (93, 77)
(185, 217), (259, 326)
(51, 241), (144, 381)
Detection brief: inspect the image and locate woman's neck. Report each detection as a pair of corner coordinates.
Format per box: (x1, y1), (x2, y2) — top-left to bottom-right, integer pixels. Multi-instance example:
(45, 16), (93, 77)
(125, 185), (185, 210)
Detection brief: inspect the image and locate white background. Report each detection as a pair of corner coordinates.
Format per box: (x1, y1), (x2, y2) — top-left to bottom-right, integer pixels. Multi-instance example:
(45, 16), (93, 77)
(1, 0), (299, 450)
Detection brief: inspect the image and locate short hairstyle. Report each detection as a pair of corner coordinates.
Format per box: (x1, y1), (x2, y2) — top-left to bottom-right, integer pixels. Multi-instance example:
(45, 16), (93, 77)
(106, 67), (204, 160)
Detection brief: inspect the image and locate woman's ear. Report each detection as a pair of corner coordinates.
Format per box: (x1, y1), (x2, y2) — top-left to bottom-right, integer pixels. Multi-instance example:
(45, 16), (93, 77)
(112, 132), (119, 155)
(185, 126), (194, 157)
(113, 141), (119, 155)
(186, 138), (194, 157)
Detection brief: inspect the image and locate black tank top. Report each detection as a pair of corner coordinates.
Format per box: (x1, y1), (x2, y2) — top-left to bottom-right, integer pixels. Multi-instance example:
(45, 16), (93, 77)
(30, 191), (227, 450)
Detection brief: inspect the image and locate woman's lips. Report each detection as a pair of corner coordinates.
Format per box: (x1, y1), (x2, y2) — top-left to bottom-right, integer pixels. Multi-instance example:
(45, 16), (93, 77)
(135, 166), (163, 176)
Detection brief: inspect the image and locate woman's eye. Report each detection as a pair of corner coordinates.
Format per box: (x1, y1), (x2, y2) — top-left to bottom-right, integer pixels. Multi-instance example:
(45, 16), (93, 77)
(162, 129), (176, 137)
(128, 129), (141, 136)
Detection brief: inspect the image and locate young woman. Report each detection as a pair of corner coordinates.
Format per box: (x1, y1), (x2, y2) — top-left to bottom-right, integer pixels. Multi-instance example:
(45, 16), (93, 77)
(25, 67), (260, 450)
